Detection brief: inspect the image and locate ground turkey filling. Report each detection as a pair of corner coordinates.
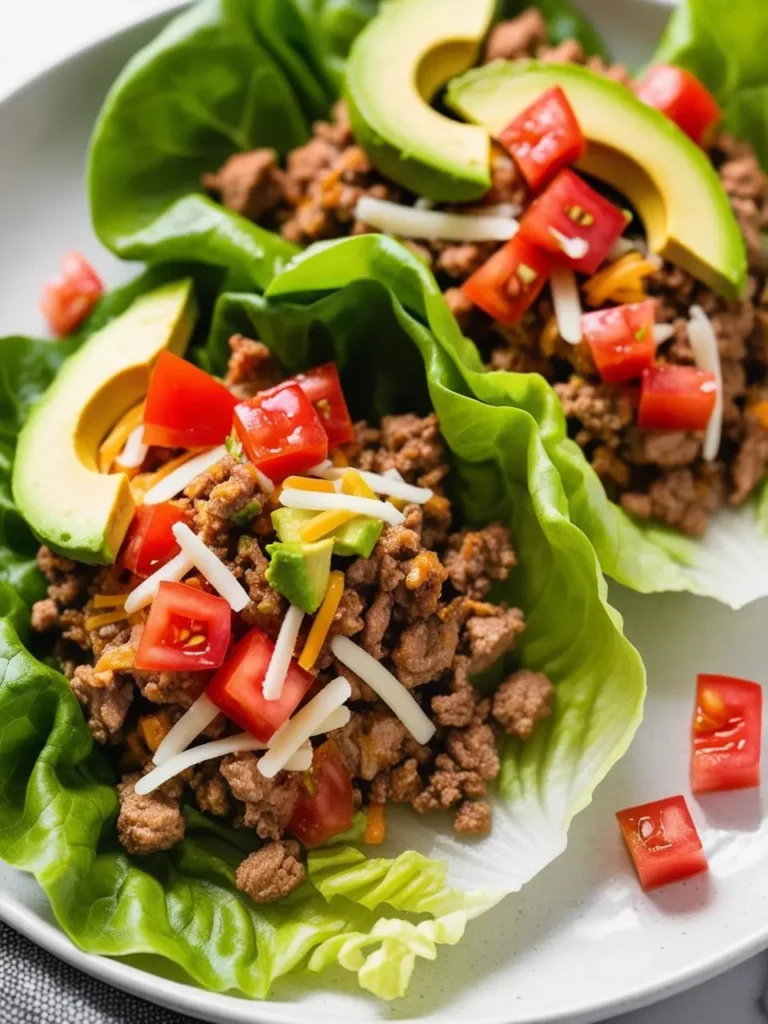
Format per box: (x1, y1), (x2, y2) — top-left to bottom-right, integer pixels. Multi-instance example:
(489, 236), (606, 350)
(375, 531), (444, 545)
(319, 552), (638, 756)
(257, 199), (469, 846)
(30, 334), (553, 904)
(203, 8), (768, 538)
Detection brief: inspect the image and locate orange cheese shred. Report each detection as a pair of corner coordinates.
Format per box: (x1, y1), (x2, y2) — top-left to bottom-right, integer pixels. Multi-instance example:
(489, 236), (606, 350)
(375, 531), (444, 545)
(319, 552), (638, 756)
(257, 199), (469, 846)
(751, 400), (768, 431)
(92, 593), (127, 609)
(94, 646), (136, 673)
(130, 449), (201, 504)
(340, 469), (376, 499)
(283, 476), (336, 493)
(299, 509), (354, 543)
(331, 448), (349, 468)
(583, 253), (658, 308)
(84, 609), (131, 632)
(364, 802), (387, 845)
(98, 402), (145, 474)
(298, 570), (345, 671)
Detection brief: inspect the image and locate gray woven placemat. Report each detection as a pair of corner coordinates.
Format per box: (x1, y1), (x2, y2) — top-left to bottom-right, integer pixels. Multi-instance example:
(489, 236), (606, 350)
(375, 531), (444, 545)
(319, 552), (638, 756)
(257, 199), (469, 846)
(0, 922), (196, 1024)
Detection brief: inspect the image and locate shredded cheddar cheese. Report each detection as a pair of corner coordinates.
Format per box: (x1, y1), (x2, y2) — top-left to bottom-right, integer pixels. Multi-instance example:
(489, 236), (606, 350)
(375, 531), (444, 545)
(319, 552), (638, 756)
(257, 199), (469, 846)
(583, 252), (658, 308)
(299, 570), (345, 671)
(299, 508), (355, 542)
(92, 593), (127, 609)
(364, 802), (387, 845)
(140, 710), (174, 753)
(84, 609), (131, 632)
(130, 449), (201, 504)
(341, 469), (376, 499)
(540, 315), (560, 357)
(94, 645), (136, 674)
(751, 400), (768, 431)
(98, 402), (145, 474)
(331, 448), (349, 467)
(283, 476), (336, 493)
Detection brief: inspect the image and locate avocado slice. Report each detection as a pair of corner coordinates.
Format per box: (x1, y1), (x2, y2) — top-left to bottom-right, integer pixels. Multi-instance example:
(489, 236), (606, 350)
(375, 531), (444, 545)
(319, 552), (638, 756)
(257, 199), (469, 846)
(447, 61), (747, 298)
(346, 0), (495, 202)
(13, 280), (197, 564)
(265, 538), (334, 614)
(272, 507), (383, 558)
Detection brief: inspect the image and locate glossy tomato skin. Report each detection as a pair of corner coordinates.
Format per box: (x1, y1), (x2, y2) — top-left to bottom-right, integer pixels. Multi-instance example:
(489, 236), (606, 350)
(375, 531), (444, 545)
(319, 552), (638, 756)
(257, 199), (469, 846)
(462, 234), (554, 326)
(234, 382), (329, 481)
(119, 503), (187, 577)
(692, 674), (763, 794)
(289, 739), (354, 848)
(206, 628), (313, 742)
(143, 351), (237, 449)
(582, 300), (656, 384)
(41, 251), (104, 337)
(638, 364), (717, 431)
(134, 581), (231, 672)
(517, 169), (626, 275)
(285, 362), (356, 448)
(616, 795), (708, 892)
(636, 65), (721, 147)
(499, 86), (586, 191)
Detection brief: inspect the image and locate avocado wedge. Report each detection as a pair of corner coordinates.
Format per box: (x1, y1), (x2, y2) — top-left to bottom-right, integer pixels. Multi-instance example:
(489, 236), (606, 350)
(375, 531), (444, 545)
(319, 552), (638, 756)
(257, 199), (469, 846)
(13, 279), (197, 564)
(447, 61), (747, 298)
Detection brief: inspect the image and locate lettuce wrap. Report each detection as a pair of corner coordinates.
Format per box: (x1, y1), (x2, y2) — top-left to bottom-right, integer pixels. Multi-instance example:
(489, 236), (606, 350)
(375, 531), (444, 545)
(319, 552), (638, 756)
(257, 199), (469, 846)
(0, 239), (644, 1001)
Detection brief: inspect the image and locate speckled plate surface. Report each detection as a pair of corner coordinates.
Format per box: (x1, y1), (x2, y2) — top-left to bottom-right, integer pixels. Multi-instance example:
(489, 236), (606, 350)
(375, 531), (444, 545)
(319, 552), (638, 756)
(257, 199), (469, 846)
(3, 3), (768, 1023)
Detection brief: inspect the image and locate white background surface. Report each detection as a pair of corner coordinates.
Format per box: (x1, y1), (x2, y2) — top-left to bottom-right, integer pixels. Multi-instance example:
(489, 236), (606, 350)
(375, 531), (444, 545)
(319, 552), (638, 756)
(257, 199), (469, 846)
(0, 1), (766, 1022)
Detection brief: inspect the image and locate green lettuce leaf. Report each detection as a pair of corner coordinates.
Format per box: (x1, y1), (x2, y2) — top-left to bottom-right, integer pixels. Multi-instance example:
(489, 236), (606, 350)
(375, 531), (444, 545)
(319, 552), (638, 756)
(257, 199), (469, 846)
(654, 0), (768, 168)
(0, 237), (643, 1000)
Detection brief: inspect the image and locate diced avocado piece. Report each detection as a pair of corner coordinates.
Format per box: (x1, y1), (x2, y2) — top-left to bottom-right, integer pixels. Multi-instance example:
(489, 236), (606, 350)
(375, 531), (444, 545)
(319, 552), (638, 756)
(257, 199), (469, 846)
(447, 61), (747, 298)
(345, 0), (496, 202)
(271, 507), (383, 558)
(265, 538), (334, 614)
(12, 280), (197, 564)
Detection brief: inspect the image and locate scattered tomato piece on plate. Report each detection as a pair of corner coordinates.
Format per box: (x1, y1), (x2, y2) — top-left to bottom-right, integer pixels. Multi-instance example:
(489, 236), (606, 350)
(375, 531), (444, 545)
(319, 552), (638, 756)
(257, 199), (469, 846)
(638, 363), (717, 431)
(40, 251), (103, 337)
(636, 65), (721, 147)
(616, 795), (708, 892)
(143, 351), (237, 449)
(499, 85), (586, 191)
(692, 673), (762, 794)
(134, 580), (232, 672)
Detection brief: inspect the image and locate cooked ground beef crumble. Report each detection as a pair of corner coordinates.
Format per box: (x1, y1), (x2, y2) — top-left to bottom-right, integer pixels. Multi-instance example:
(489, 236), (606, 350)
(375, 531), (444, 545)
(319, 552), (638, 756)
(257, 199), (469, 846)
(31, 333), (553, 903)
(202, 8), (768, 538)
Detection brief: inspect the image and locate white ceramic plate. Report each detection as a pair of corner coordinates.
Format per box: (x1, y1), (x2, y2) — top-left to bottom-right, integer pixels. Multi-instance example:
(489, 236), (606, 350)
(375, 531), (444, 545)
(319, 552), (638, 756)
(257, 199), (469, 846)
(3, 3), (768, 1022)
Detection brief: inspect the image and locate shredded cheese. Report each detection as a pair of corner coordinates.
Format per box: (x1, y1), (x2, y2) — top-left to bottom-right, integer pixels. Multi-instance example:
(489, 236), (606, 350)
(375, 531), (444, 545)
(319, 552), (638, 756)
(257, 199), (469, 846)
(172, 523), (250, 611)
(124, 551), (194, 615)
(549, 267), (582, 345)
(653, 324), (676, 345)
(280, 488), (405, 526)
(364, 803), (387, 845)
(84, 609), (130, 632)
(331, 448), (349, 468)
(752, 400), (768, 431)
(143, 445), (228, 506)
(92, 594), (127, 609)
(153, 693), (220, 765)
(583, 252), (658, 308)
(299, 509), (355, 542)
(355, 196), (519, 242)
(98, 402), (145, 473)
(263, 604), (305, 701)
(310, 466), (433, 505)
(115, 425), (149, 475)
(94, 645), (136, 674)
(136, 734), (312, 796)
(318, 705), (351, 733)
(283, 476), (335, 493)
(340, 469), (376, 500)
(548, 227), (589, 261)
(331, 636), (436, 745)
(258, 676), (351, 779)
(299, 570), (345, 671)
(688, 304), (723, 462)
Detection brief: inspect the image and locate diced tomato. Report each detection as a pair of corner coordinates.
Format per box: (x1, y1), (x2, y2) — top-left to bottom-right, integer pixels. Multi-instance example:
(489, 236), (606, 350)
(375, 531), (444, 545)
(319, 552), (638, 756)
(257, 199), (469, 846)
(206, 627), (313, 741)
(616, 795), (708, 892)
(119, 503), (187, 578)
(517, 169), (626, 275)
(281, 362), (356, 448)
(638, 364), (717, 431)
(234, 382), (328, 481)
(289, 739), (354, 848)
(461, 234), (554, 326)
(499, 86), (586, 191)
(40, 251), (104, 337)
(134, 581), (231, 672)
(143, 351), (237, 449)
(636, 65), (721, 147)
(692, 674), (762, 794)
(582, 300), (656, 384)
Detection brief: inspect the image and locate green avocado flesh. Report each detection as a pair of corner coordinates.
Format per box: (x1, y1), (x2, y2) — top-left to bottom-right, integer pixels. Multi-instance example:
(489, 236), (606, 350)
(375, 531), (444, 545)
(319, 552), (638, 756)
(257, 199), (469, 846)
(447, 61), (747, 299)
(12, 280), (197, 564)
(345, 0), (496, 202)
(265, 538), (334, 613)
(271, 507), (382, 558)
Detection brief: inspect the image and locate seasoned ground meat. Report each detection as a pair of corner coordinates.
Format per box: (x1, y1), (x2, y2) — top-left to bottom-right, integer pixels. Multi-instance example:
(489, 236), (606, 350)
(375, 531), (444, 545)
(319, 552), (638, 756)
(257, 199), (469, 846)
(464, 605), (525, 674)
(444, 523), (517, 599)
(413, 753), (487, 813)
(71, 664), (133, 743)
(224, 334), (281, 396)
(484, 8), (547, 61)
(30, 597), (59, 632)
(492, 670), (555, 738)
(202, 149), (284, 221)
(446, 723), (500, 781)
(235, 841), (306, 903)
(391, 605), (462, 687)
(117, 774), (185, 855)
(190, 766), (231, 818)
(454, 800), (492, 837)
(219, 753), (302, 840)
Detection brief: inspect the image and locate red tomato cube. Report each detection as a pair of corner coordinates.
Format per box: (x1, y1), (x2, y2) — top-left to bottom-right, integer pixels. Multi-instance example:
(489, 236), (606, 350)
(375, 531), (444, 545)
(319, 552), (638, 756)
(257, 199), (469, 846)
(283, 362), (356, 448)
(119, 503), (187, 578)
(638, 364), (717, 431)
(143, 351), (237, 449)
(582, 299), (656, 384)
(41, 251), (103, 337)
(462, 234), (554, 326)
(636, 65), (721, 147)
(134, 581), (232, 672)
(692, 674), (763, 794)
(499, 86), (586, 191)
(234, 382), (329, 480)
(616, 795), (708, 892)
(289, 738), (354, 848)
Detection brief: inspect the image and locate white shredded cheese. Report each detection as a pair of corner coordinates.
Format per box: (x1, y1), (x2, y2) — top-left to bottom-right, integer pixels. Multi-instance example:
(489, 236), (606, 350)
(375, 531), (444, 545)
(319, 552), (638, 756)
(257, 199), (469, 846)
(331, 636), (436, 745)
(607, 237), (637, 261)
(279, 488), (406, 526)
(172, 523), (250, 612)
(414, 197), (435, 211)
(548, 227), (589, 261)
(152, 693), (220, 766)
(382, 468), (406, 483)
(355, 196), (519, 243)
(319, 705), (351, 733)
(307, 467), (432, 505)
(258, 676), (352, 779)
(136, 734), (312, 796)
(481, 202), (522, 219)
(124, 551), (194, 615)
(116, 425), (149, 471)
(550, 267), (583, 345)
(144, 444), (228, 505)
(263, 605), (305, 701)
(688, 304), (723, 462)
(254, 467), (274, 493)
(653, 323), (676, 345)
